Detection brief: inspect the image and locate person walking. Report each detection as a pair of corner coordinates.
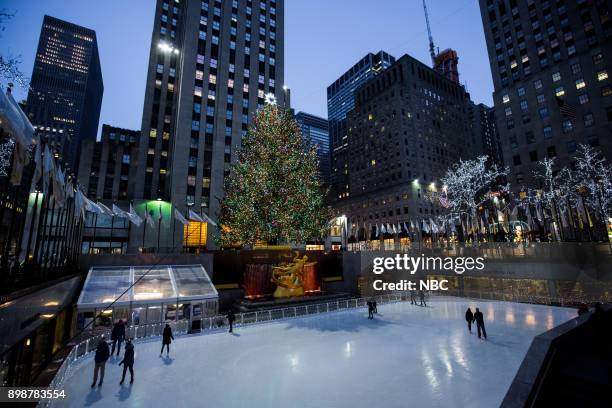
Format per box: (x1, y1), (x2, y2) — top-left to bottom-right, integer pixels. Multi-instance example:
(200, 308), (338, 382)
(160, 323), (174, 356)
(111, 319), (126, 356)
(465, 307), (474, 333)
(419, 290), (426, 307)
(367, 301), (374, 319)
(473, 308), (487, 339)
(91, 336), (110, 388)
(410, 290), (417, 305)
(372, 300), (378, 314)
(227, 310), (236, 333)
(119, 339), (135, 385)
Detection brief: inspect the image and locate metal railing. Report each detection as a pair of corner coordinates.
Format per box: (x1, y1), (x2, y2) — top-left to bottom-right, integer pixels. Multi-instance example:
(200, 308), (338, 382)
(41, 293), (404, 406)
(429, 289), (600, 307)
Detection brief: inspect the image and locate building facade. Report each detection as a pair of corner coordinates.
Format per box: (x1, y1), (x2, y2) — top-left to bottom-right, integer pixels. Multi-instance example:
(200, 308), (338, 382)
(327, 51), (396, 202)
(332, 54), (477, 236)
(77, 125), (140, 201)
(468, 101), (504, 166)
(130, 0), (286, 249)
(26, 15), (103, 175)
(478, 0), (611, 188)
(294, 111), (330, 184)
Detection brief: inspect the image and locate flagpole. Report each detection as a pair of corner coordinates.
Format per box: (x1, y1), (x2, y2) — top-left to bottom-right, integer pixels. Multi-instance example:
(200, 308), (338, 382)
(109, 202), (115, 253)
(172, 204), (176, 251)
(142, 203), (148, 252)
(157, 203), (161, 253)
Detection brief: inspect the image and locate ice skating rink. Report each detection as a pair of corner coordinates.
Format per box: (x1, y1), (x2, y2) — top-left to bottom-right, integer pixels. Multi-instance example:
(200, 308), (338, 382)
(54, 297), (575, 408)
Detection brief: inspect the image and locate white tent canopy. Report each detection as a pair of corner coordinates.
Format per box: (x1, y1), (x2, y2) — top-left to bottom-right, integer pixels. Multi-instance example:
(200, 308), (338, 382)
(77, 264), (218, 309)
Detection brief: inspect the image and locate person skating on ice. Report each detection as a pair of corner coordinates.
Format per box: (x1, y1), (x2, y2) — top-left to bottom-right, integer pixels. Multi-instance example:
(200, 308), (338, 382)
(372, 300), (377, 314)
(160, 323), (174, 356)
(410, 290), (417, 305)
(110, 319), (126, 356)
(227, 309), (236, 333)
(465, 307), (474, 333)
(418, 290), (426, 307)
(119, 339), (135, 385)
(91, 336), (110, 388)
(367, 301), (374, 319)
(473, 308), (487, 339)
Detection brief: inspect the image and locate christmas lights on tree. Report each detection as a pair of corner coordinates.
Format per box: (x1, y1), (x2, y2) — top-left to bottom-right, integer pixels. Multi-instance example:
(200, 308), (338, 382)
(217, 103), (330, 247)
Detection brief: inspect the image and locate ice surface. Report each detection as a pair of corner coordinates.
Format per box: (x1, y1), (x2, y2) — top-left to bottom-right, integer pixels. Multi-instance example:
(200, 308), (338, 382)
(54, 297), (575, 408)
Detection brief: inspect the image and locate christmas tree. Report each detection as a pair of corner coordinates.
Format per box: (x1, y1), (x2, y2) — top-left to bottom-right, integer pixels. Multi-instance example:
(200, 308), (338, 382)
(217, 102), (330, 247)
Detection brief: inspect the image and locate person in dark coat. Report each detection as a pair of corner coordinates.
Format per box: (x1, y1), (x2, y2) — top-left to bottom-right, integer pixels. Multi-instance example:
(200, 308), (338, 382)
(160, 324), (174, 356)
(111, 319), (126, 356)
(372, 301), (378, 314)
(419, 290), (426, 307)
(227, 310), (236, 333)
(465, 308), (474, 332)
(410, 290), (417, 305)
(367, 301), (374, 319)
(92, 336), (110, 387)
(119, 339), (135, 385)
(473, 308), (487, 339)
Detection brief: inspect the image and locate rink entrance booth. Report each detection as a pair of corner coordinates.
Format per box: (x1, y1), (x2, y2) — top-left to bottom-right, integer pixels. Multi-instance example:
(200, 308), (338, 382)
(76, 264), (218, 332)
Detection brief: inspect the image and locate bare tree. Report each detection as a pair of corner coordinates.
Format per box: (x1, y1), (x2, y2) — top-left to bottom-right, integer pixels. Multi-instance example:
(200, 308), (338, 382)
(0, 9), (29, 89)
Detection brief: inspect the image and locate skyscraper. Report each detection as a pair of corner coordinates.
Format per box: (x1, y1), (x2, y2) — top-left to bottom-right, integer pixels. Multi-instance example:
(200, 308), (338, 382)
(130, 0), (285, 249)
(468, 101), (504, 166)
(327, 51), (396, 202)
(294, 111), (330, 184)
(26, 15), (103, 175)
(478, 0), (611, 188)
(333, 54), (476, 239)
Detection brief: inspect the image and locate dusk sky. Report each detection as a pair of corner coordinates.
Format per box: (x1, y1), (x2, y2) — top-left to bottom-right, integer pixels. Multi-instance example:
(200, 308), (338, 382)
(1, 0), (494, 138)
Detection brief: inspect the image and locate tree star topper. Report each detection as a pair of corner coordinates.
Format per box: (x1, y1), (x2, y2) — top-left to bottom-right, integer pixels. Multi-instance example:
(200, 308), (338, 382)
(264, 92), (277, 105)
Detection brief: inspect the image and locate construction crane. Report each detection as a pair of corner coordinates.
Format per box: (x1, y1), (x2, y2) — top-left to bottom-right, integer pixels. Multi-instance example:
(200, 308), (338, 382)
(422, 0), (437, 66)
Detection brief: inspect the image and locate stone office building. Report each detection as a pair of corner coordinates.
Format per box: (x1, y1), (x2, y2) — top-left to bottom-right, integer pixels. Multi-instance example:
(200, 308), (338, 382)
(478, 0), (611, 188)
(332, 54), (477, 244)
(129, 0), (287, 250)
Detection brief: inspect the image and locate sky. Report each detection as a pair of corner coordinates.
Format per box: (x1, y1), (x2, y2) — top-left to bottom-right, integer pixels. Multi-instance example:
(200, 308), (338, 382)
(1, 0), (494, 138)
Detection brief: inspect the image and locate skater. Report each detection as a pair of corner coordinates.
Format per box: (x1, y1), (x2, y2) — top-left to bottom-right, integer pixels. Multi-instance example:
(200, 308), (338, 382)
(160, 323), (174, 356)
(111, 319), (126, 356)
(372, 300), (378, 314)
(419, 290), (426, 307)
(410, 290), (417, 305)
(119, 339), (135, 385)
(367, 301), (374, 319)
(91, 336), (110, 387)
(473, 308), (487, 339)
(227, 309), (236, 333)
(465, 307), (473, 333)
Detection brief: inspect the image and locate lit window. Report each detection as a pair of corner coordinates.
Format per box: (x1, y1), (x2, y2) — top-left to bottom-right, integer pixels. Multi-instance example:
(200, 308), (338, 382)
(597, 70), (608, 81)
(552, 72), (561, 82)
(504, 106), (513, 116)
(554, 87), (565, 97)
(502, 94), (510, 103)
(209, 74), (216, 84)
(575, 78), (586, 89)
(578, 94), (589, 104)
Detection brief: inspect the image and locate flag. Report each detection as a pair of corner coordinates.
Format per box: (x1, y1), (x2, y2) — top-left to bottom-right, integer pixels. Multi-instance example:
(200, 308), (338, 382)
(381, 224), (387, 234)
(375, 224), (379, 238)
(510, 205), (518, 222)
(410, 220), (415, 231)
(112, 204), (130, 219)
(74, 189), (85, 220)
(430, 218), (438, 234)
(145, 206), (155, 228)
(174, 208), (189, 225)
(128, 204), (143, 226)
(188, 209), (204, 222)
(52, 166), (66, 207)
(556, 96), (576, 120)
(422, 219), (430, 234)
(30, 141), (42, 192)
(84, 197), (103, 214)
(97, 202), (114, 216)
(42, 144), (54, 196)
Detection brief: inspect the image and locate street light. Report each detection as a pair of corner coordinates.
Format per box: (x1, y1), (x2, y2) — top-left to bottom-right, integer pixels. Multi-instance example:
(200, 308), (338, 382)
(158, 41), (179, 54)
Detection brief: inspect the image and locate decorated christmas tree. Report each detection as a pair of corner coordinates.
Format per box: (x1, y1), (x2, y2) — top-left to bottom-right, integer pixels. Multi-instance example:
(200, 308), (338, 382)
(217, 101), (330, 247)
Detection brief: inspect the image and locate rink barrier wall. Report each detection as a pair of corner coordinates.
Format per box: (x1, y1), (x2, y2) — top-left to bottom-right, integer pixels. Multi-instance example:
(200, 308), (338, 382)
(39, 293), (404, 406)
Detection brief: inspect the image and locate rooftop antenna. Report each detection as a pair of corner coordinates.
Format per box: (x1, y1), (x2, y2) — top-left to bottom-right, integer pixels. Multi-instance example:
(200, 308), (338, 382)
(422, 0), (436, 67)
